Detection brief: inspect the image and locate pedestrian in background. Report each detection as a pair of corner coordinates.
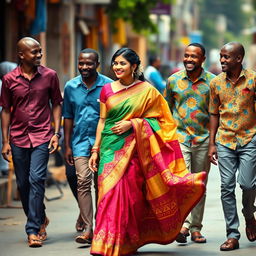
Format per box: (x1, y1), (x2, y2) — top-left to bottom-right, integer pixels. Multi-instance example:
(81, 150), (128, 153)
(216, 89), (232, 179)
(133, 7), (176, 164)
(88, 47), (206, 256)
(209, 42), (256, 251)
(166, 43), (215, 244)
(62, 48), (112, 245)
(0, 37), (62, 247)
(144, 55), (166, 94)
(0, 61), (17, 177)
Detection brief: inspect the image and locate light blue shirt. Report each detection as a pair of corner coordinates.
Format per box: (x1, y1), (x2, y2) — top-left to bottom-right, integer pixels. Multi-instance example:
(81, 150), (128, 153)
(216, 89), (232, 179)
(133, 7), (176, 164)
(144, 65), (166, 94)
(62, 73), (113, 157)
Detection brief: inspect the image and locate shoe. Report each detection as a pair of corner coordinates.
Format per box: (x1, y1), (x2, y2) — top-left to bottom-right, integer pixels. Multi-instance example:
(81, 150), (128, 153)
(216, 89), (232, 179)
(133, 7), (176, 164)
(191, 231), (206, 243)
(220, 238), (239, 251)
(76, 214), (85, 232)
(176, 227), (189, 243)
(39, 216), (49, 241)
(1, 170), (8, 177)
(28, 234), (43, 248)
(75, 232), (93, 244)
(245, 217), (256, 242)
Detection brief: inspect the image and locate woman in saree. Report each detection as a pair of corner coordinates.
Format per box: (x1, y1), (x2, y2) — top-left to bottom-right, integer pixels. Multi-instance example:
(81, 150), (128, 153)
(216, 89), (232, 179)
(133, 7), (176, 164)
(88, 48), (206, 256)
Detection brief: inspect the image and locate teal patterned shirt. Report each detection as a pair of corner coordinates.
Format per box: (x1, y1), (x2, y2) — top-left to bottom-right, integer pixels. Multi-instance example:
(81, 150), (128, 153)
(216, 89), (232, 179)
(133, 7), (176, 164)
(166, 69), (215, 147)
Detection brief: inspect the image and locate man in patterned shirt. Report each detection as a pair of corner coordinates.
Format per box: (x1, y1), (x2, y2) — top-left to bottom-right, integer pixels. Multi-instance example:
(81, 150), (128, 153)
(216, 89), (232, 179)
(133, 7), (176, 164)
(209, 42), (256, 251)
(166, 43), (215, 244)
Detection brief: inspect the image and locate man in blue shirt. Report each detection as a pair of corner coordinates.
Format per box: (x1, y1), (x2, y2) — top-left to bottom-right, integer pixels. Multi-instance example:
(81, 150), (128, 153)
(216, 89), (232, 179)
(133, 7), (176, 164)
(144, 55), (166, 94)
(63, 48), (112, 244)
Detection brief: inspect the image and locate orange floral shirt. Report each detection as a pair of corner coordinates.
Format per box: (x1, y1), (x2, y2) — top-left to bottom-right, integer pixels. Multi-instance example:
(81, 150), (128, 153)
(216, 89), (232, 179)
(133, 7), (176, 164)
(209, 69), (256, 150)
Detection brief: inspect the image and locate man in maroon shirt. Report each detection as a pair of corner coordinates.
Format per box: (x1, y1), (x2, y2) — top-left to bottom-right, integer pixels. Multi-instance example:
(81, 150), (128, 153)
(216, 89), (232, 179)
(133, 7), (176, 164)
(0, 37), (62, 247)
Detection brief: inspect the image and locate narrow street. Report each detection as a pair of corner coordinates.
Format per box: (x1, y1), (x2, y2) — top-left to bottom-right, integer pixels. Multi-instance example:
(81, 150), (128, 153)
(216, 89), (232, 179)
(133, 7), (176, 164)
(0, 164), (255, 256)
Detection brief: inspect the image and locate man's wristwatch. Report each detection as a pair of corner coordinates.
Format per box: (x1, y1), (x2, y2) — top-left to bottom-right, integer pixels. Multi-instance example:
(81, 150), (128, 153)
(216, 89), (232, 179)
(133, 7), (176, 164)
(54, 132), (62, 138)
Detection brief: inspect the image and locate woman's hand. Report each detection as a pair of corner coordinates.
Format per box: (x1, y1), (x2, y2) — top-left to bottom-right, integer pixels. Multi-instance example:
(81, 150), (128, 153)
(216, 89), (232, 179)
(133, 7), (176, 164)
(89, 152), (99, 172)
(111, 120), (132, 135)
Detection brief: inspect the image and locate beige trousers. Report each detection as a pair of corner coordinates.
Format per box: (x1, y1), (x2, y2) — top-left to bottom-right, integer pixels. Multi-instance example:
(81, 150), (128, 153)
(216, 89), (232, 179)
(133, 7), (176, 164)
(180, 139), (210, 233)
(74, 156), (93, 233)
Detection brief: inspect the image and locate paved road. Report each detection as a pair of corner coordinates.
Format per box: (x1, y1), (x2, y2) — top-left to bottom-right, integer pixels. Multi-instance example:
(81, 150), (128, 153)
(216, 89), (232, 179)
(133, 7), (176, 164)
(0, 164), (255, 256)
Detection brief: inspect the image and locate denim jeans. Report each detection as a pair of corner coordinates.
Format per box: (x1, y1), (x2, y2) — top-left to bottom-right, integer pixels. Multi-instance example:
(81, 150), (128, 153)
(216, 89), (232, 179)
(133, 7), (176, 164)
(11, 142), (49, 235)
(217, 138), (256, 240)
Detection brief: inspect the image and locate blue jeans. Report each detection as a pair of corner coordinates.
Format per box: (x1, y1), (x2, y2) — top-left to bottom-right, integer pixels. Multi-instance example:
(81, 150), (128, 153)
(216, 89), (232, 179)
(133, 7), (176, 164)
(11, 142), (49, 235)
(217, 138), (256, 240)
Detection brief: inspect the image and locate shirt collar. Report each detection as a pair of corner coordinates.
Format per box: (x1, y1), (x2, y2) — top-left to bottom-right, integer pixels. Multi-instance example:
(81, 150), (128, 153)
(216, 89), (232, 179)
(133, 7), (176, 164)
(79, 72), (101, 90)
(223, 68), (246, 81)
(16, 65), (42, 78)
(182, 68), (207, 82)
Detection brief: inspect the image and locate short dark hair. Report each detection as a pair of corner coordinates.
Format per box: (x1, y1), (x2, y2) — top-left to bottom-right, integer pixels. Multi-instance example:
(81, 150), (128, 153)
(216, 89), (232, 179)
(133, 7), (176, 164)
(149, 55), (158, 66)
(187, 43), (206, 56)
(80, 48), (99, 62)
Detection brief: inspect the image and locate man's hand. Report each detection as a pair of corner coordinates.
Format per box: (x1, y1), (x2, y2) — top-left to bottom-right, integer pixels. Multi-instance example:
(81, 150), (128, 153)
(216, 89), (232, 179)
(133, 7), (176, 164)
(48, 134), (59, 154)
(208, 144), (218, 165)
(1, 142), (11, 162)
(65, 146), (74, 166)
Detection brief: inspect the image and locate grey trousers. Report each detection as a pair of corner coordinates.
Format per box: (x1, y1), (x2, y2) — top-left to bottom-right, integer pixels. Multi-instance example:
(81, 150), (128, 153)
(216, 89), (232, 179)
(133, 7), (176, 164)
(217, 139), (256, 240)
(74, 156), (93, 233)
(180, 139), (210, 233)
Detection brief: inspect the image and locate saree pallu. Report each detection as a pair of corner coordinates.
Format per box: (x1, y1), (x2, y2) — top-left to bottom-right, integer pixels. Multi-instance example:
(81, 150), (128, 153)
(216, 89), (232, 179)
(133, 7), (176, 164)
(91, 82), (206, 256)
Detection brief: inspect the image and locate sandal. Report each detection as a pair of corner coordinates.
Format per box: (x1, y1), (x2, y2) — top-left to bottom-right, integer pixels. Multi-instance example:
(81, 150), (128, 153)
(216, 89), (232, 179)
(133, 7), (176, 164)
(76, 214), (85, 232)
(191, 231), (206, 243)
(176, 227), (189, 243)
(28, 234), (42, 247)
(39, 216), (50, 241)
(75, 231), (93, 244)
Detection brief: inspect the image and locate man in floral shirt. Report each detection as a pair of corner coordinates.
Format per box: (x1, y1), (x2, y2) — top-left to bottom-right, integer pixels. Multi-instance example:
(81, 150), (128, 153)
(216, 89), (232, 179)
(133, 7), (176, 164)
(209, 42), (256, 251)
(166, 43), (215, 244)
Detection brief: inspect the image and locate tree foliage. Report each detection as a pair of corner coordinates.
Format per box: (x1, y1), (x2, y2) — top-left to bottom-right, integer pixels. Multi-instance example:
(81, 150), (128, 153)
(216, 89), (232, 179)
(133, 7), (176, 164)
(253, 0), (256, 9)
(106, 0), (172, 33)
(198, 0), (247, 50)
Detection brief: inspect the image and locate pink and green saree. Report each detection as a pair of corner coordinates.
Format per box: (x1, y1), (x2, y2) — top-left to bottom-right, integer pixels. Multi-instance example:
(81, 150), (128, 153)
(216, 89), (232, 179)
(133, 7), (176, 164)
(91, 81), (206, 256)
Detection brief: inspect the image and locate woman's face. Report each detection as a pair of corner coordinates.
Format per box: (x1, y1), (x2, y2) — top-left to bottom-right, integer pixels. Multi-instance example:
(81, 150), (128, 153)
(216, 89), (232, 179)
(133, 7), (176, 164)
(112, 55), (136, 80)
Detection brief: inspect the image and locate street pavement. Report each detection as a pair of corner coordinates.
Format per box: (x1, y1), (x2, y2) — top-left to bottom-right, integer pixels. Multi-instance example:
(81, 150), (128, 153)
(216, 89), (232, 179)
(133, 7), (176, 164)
(0, 164), (255, 256)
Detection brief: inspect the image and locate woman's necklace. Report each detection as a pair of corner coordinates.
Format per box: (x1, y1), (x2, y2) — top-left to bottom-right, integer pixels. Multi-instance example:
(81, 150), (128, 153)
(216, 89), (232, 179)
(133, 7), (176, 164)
(119, 79), (137, 89)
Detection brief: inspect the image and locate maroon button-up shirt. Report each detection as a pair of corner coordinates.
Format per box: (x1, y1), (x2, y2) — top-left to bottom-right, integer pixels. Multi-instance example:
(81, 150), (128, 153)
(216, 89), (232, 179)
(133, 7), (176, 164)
(0, 65), (63, 148)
